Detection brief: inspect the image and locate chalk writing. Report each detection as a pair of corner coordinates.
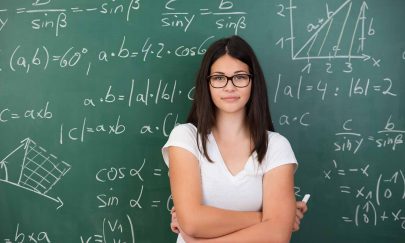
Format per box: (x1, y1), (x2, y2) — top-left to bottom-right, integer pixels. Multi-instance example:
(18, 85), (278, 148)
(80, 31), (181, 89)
(0, 102), (53, 123)
(95, 160), (145, 183)
(334, 115), (404, 153)
(79, 215), (135, 243)
(139, 112), (180, 137)
(275, 0), (384, 76)
(278, 112), (311, 127)
(324, 160), (405, 229)
(3, 224), (51, 243)
(10, 0), (141, 37)
(59, 116), (126, 144)
(4, 36), (214, 75)
(162, 0), (247, 34)
(9, 45), (88, 74)
(273, 74), (398, 103)
(94, 158), (167, 210)
(0, 138), (70, 209)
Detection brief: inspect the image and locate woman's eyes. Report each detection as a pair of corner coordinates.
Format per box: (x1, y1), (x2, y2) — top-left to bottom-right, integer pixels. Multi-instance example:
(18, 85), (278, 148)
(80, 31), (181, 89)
(212, 76), (226, 81)
(234, 74), (247, 80)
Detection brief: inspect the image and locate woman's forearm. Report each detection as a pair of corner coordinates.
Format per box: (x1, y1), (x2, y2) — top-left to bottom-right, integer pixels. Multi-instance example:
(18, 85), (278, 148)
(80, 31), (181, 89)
(187, 219), (292, 243)
(181, 205), (262, 238)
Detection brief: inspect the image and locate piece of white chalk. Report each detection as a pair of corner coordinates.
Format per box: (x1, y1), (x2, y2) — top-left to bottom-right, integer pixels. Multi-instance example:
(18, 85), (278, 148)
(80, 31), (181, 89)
(302, 194), (311, 203)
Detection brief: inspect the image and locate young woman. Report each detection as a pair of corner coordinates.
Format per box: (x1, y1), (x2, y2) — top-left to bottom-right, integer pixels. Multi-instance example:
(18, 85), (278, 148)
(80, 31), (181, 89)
(162, 35), (307, 242)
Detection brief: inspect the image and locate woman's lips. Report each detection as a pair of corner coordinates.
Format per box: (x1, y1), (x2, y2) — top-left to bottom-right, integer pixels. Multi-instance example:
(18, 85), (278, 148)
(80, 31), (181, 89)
(221, 96), (240, 102)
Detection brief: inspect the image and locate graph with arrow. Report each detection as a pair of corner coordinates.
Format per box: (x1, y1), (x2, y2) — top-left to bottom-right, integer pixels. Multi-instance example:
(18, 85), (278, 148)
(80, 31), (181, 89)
(286, 0), (374, 62)
(0, 138), (71, 209)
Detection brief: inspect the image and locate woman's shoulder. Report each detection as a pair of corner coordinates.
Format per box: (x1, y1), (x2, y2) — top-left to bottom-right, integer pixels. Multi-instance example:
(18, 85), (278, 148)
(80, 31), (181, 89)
(262, 131), (298, 170)
(171, 123), (197, 134)
(168, 123), (198, 140)
(162, 123), (199, 167)
(265, 131), (296, 154)
(267, 131), (291, 145)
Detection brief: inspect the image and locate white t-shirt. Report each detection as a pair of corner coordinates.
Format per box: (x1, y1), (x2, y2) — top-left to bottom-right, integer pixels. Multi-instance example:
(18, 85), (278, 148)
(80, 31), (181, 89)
(162, 123), (298, 242)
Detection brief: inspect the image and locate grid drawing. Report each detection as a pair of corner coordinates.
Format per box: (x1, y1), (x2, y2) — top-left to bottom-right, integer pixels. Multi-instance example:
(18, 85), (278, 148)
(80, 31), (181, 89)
(0, 138), (71, 208)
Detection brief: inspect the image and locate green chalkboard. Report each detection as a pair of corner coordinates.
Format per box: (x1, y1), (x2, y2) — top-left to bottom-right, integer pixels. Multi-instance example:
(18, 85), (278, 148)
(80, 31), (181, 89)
(1, 0), (404, 242)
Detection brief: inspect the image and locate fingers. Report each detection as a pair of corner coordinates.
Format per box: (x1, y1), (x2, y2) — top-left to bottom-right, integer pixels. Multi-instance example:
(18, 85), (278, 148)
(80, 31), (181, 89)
(170, 206), (180, 234)
(170, 207), (177, 221)
(293, 200), (310, 232)
(296, 208), (304, 220)
(170, 214), (180, 234)
(170, 222), (180, 234)
(293, 202), (307, 232)
(292, 216), (301, 232)
(296, 201), (308, 213)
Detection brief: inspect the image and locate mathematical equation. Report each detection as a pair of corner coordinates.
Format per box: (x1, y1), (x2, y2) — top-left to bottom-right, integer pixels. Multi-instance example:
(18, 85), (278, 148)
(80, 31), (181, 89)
(334, 115), (404, 153)
(82, 79), (194, 108)
(0, 101), (53, 123)
(59, 111), (179, 144)
(3, 224), (51, 243)
(2, 36), (214, 75)
(0, 0), (141, 37)
(0, 0), (246, 36)
(161, 0), (247, 34)
(1, 216), (140, 243)
(324, 159), (405, 230)
(80, 216), (135, 243)
(273, 74), (397, 103)
(94, 158), (170, 210)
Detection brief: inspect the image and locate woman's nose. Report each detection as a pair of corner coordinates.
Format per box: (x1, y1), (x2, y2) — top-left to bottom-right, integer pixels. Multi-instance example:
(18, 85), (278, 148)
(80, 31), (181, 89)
(223, 78), (236, 91)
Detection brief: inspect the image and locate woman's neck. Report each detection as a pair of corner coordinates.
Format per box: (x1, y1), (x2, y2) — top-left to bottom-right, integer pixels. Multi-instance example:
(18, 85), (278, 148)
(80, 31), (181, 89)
(213, 111), (249, 140)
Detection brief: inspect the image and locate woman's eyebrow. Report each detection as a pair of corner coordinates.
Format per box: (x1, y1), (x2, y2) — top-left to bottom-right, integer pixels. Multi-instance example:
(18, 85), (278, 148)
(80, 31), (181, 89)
(210, 70), (249, 75)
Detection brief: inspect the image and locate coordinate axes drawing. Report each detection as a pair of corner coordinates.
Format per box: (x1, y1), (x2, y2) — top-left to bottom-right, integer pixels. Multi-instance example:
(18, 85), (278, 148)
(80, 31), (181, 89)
(287, 0), (373, 62)
(0, 138), (71, 209)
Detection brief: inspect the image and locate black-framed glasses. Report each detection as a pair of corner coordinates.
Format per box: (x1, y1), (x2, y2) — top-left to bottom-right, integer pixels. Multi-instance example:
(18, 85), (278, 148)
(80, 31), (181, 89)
(207, 74), (252, 88)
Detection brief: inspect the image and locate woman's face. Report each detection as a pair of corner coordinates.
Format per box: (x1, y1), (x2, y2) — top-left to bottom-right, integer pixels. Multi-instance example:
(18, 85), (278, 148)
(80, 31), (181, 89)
(209, 54), (252, 116)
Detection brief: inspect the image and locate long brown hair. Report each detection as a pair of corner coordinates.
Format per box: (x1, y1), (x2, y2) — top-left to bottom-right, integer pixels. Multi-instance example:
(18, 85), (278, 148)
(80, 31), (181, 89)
(187, 35), (274, 163)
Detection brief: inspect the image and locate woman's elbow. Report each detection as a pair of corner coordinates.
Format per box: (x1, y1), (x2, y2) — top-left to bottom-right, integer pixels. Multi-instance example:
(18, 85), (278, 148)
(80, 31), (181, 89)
(261, 226), (292, 243)
(178, 216), (201, 237)
(260, 216), (294, 242)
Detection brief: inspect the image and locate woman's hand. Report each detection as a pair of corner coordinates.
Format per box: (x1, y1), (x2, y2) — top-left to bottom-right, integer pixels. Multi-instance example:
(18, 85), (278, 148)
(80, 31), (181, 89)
(170, 207), (180, 234)
(171, 207), (200, 242)
(293, 201), (308, 231)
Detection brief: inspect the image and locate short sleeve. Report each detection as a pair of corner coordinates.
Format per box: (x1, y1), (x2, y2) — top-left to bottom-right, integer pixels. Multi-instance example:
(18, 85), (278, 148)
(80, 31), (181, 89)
(262, 132), (298, 173)
(161, 123), (200, 167)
